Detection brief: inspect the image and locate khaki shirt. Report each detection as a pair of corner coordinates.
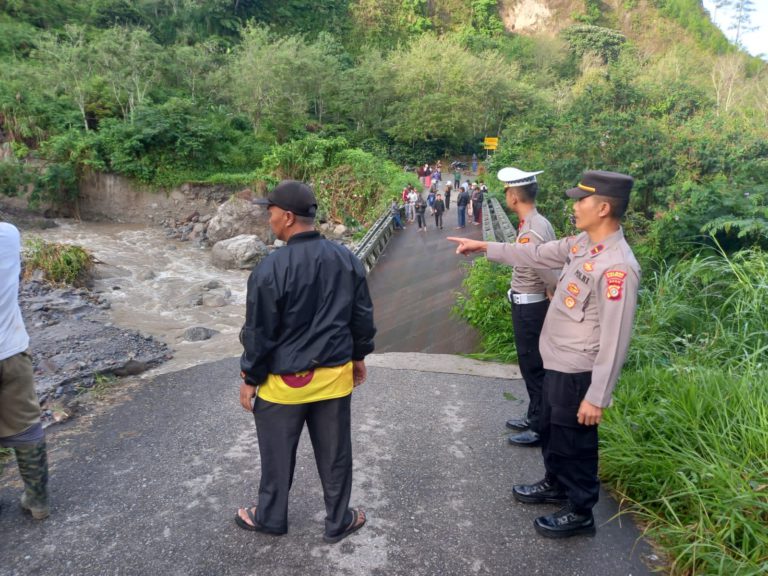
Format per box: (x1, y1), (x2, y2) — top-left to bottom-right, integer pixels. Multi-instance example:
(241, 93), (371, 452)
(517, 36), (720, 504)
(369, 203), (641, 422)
(487, 228), (640, 407)
(510, 208), (559, 294)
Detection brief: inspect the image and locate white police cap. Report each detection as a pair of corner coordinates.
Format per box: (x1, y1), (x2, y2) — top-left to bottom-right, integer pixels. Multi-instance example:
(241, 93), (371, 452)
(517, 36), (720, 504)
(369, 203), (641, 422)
(497, 167), (543, 186)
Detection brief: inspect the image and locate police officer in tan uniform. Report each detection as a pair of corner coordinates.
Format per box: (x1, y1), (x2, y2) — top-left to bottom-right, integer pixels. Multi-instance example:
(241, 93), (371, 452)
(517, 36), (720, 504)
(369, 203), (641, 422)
(448, 170), (640, 538)
(496, 167), (559, 447)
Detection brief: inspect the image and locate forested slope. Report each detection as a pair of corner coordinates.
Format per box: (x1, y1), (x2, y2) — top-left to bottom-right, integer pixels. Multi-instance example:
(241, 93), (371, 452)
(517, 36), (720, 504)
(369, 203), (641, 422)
(0, 0), (765, 243)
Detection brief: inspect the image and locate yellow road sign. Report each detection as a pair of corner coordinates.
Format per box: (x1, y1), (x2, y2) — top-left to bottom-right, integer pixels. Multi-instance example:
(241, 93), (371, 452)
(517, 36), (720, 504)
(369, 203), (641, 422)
(483, 136), (499, 150)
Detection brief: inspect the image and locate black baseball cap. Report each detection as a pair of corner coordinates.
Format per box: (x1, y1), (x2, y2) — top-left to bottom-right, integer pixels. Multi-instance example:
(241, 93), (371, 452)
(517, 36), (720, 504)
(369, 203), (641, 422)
(566, 170), (634, 200)
(253, 180), (318, 217)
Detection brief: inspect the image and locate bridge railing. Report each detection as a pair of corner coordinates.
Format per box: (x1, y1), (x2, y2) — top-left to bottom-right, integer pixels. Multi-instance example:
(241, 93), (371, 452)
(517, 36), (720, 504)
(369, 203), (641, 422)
(484, 198), (517, 244)
(353, 210), (395, 274)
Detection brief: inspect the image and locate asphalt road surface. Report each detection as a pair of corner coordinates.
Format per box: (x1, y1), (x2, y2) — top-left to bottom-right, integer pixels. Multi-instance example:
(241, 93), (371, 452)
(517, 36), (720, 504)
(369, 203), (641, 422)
(0, 356), (656, 576)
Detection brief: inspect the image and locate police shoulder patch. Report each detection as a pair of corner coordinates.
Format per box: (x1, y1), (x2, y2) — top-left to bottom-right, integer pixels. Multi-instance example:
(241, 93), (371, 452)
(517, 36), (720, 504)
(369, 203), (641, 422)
(604, 270), (627, 282)
(604, 269), (626, 301)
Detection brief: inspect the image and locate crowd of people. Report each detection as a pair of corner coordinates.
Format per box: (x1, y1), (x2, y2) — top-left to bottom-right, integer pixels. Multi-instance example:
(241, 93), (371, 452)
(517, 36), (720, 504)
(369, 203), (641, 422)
(392, 172), (489, 233)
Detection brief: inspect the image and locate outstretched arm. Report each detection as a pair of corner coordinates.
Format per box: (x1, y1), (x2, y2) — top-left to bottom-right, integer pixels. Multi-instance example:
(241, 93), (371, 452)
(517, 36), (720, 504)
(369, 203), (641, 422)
(447, 237), (488, 255)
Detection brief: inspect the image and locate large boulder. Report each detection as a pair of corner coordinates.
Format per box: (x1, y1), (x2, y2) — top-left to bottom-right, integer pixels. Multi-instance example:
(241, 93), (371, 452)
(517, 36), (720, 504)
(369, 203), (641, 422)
(206, 192), (272, 244)
(211, 234), (269, 270)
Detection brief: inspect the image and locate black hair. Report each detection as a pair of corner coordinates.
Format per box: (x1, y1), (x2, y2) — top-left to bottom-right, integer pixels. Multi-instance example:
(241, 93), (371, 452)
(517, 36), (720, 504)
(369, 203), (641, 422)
(596, 195), (629, 219)
(507, 182), (538, 203)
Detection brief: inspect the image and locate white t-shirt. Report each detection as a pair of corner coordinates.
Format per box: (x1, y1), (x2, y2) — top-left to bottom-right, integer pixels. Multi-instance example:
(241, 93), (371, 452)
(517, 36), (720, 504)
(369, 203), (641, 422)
(0, 223), (29, 361)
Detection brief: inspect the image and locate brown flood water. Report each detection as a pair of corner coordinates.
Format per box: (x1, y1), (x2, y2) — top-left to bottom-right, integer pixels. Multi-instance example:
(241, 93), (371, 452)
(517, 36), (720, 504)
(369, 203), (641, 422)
(32, 220), (249, 376)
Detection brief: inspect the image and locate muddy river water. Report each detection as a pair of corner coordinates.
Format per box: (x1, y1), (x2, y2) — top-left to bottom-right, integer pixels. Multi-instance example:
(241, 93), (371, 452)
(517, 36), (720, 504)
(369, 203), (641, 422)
(33, 219), (250, 376)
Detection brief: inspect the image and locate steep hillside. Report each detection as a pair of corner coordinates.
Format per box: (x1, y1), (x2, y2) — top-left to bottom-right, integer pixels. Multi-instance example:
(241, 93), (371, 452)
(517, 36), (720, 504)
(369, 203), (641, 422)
(498, 0), (735, 57)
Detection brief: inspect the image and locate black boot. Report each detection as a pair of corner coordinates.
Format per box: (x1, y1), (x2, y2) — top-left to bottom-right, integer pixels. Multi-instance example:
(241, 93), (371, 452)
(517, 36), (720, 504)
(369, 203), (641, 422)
(15, 441), (49, 520)
(534, 505), (595, 538)
(512, 477), (567, 504)
(507, 430), (540, 446)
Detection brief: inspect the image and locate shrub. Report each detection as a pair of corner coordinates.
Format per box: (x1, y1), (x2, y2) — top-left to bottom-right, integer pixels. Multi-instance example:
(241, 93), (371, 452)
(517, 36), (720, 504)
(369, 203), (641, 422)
(23, 238), (92, 286)
(453, 257), (517, 362)
(0, 158), (28, 197)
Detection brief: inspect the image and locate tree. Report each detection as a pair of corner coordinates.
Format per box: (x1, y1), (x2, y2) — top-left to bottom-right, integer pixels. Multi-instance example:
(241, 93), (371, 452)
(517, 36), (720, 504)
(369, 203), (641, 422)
(729, 0), (756, 49)
(226, 25), (344, 140)
(383, 34), (525, 146)
(711, 53), (744, 114)
(93, 26), (162, 123)
(170, 41), (221, 104)
(34, 25), (95, 131)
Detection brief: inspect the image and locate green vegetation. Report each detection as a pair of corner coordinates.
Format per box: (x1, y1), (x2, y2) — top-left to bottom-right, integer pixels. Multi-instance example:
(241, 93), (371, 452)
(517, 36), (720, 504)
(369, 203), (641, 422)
(23, 238), (93, 286)
(455, 258), (517, 362)
(1, 2), (767, 570)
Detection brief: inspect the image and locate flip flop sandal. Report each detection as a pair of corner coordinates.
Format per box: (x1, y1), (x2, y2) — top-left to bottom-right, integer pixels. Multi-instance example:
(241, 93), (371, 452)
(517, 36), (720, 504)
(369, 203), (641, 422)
(234, 507), (286, 535)
(323, 508), (366, 544)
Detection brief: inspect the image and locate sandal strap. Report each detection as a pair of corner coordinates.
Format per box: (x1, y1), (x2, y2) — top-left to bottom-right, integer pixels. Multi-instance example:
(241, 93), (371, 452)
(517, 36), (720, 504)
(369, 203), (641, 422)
(246, 507), (258, 527)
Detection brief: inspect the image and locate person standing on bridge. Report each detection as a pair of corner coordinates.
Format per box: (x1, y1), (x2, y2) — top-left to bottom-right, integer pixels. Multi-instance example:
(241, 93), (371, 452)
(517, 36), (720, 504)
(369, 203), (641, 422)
(433, 193), (445, 230)
(415, 194), (428, 232)
(455, 185), (470, 229)
(237, 180), (376, 543)
(448, 171), (640, 539)
(407, 187), (419, 223)
(391, 198), (405, 230)
(444, 182), (452, 211)
(0, 222), (50, 521)
(494, 168), (559, 448)
(471, 184), (484, 225)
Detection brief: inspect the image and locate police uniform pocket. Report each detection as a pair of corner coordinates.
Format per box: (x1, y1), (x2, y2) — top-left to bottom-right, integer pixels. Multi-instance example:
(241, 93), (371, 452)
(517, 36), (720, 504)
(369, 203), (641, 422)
(557, 283), (591, 323)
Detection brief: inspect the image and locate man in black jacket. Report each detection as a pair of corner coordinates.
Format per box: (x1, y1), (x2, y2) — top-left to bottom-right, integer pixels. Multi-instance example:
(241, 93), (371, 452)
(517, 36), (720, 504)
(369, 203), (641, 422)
(455, 186), (470, 229)
(236, 180), (376, 544)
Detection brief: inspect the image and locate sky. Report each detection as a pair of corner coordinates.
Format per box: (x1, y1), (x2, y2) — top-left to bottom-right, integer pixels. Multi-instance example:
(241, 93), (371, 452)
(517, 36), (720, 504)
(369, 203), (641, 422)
(702, 0), (768, 59)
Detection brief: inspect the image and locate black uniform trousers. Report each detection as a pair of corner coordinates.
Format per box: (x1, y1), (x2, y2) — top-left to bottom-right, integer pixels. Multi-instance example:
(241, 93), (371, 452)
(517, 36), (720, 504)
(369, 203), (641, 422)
(540, 370), (599, 513)
(252, 394), (353, 537)
(510, 298), (549, 433)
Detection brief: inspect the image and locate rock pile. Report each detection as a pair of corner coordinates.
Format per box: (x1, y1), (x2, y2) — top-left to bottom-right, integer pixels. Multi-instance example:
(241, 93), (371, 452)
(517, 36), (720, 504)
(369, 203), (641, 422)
(20, 280), (171, 408)
(160, 189), (362, 270)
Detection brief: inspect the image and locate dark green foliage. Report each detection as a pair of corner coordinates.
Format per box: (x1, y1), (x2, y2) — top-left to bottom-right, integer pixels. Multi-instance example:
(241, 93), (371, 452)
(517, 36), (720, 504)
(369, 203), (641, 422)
(87, 0), (352, 45)
(572, 0), (603, 25)
(0, 0), (84, 29)
(33, 163), (78, 208)
(0, 15), (38, 56)
(561, 24), (627, 63)
(80, 100), (265, 186)
(0, 158), (28, 196)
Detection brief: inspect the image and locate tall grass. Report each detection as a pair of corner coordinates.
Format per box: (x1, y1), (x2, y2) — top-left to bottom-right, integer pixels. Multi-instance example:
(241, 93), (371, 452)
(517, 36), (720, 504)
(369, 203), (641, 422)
(601, 367), (768, 576)
(23, 238), (92, 287)
(629, 248), (768, 371)
(603, 247), (768, 575)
